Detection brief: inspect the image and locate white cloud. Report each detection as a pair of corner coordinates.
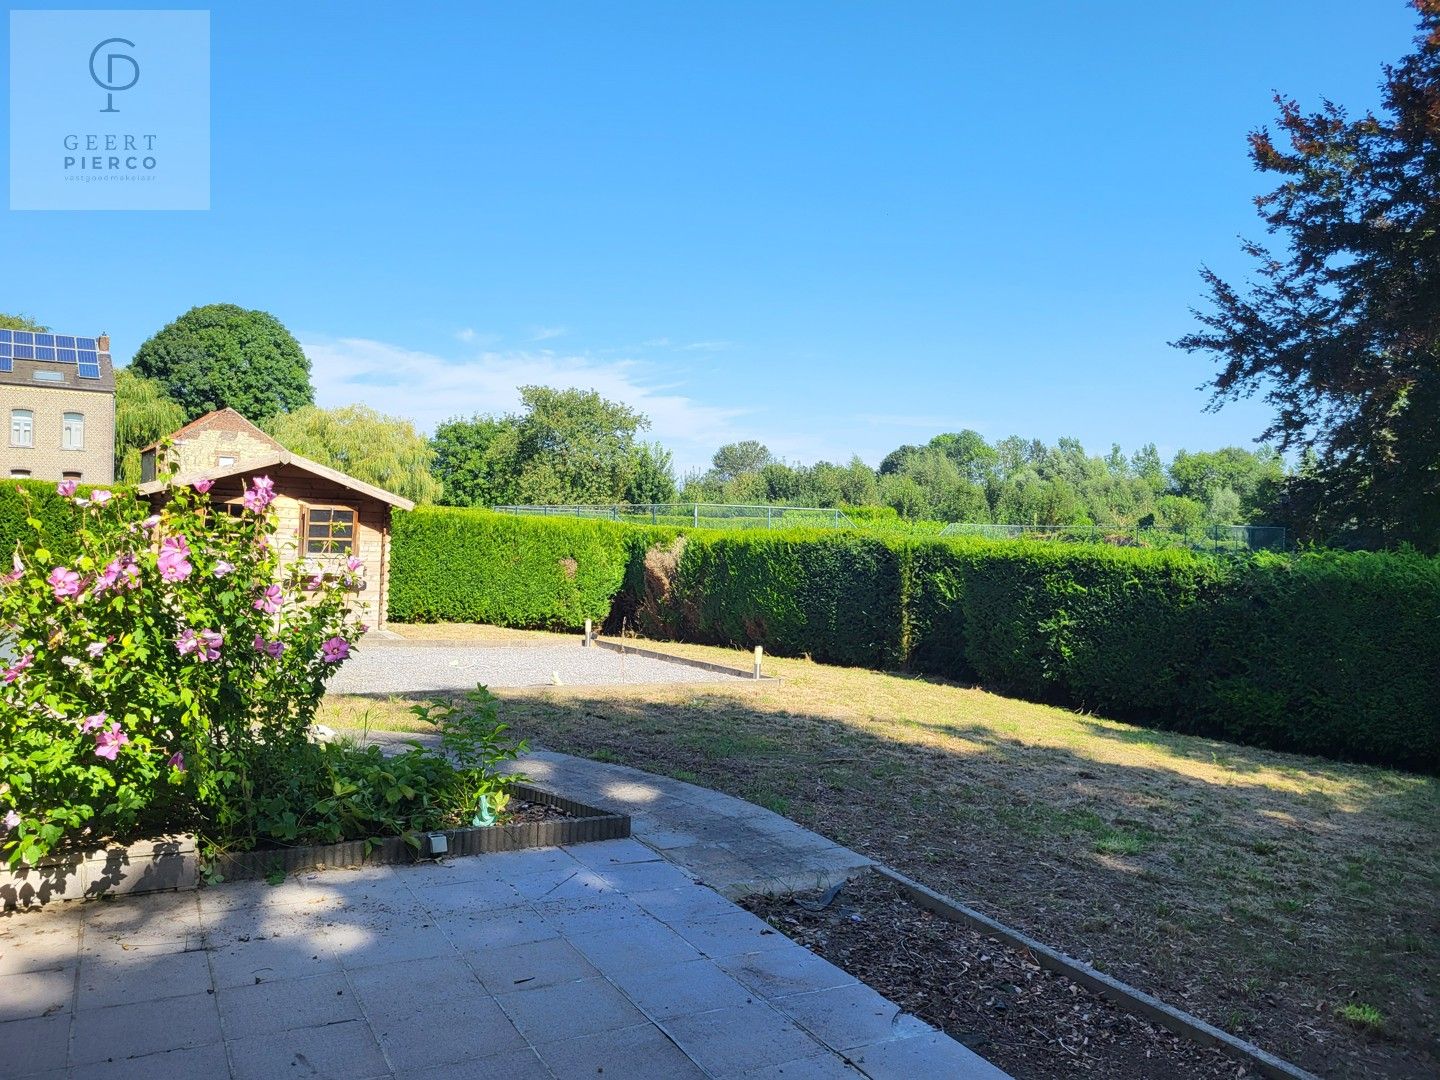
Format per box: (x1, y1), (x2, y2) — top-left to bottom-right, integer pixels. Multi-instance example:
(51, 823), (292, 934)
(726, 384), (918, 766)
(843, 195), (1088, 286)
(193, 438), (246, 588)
(530, 326), (568, 342)
(300, 335), (752, 476)
(454, 327), (477, 343)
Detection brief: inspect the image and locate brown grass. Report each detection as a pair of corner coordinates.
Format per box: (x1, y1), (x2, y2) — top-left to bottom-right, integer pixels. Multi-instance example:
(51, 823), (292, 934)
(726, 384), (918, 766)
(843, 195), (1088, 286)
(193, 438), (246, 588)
(324, 624), (1440, 1078)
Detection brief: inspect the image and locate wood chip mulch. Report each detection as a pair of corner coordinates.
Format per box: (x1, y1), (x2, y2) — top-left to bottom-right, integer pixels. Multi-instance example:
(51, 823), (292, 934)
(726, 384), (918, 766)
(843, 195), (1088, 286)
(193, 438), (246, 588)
(742, 870), (1257, 1080)
(500, 800), (572, 825)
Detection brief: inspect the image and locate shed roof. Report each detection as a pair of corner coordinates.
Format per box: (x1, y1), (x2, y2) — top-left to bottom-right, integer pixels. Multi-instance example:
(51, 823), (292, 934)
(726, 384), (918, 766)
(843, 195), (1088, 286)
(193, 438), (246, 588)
(137, 450), (416, 511)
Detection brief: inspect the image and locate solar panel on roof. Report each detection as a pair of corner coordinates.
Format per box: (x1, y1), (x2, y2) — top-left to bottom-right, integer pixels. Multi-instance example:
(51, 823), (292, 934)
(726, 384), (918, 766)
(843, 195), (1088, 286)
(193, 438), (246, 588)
(0, 342), (10, 358)
(14, 344), (33, 359)
(34, 334), (54, 347)
(78, 349), (97, 364)
(56, 348), (77, 363)
(0, 358), (11, 373)
(76, 337), (96, 350)
(77, 361), (101, 379)
(55, 336), (75, 349)
(13, 331), (33, 346)
(34, 347), (55, 361)
(0, 330), (10, 343)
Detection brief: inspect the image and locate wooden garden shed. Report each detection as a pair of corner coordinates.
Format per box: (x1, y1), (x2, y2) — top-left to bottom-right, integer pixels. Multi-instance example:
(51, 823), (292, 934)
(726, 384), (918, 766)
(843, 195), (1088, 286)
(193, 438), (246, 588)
(137, 441), (413, 628)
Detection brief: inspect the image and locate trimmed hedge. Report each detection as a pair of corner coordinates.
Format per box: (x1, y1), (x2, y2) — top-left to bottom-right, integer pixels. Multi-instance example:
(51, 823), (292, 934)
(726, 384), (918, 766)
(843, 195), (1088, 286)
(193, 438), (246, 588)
(387, 508), (1440, 771)
(388, 507), (670, 627)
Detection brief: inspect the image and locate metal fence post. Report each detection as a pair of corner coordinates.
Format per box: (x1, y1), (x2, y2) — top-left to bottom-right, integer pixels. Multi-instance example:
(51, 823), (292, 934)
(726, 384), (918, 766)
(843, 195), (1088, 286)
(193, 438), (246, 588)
(694, 503), (699, 528)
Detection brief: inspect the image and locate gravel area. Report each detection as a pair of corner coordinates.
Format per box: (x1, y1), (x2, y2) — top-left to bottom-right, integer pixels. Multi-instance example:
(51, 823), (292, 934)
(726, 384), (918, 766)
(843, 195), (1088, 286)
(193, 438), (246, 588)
(327, 642), (745, 693)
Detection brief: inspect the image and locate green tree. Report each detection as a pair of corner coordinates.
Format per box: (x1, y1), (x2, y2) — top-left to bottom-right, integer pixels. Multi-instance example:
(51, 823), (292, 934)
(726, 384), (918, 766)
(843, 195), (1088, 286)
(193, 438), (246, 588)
(113, 369), (186, 483)
(430, 415), (520, 507)
(266, 404), (441, 504)
(1174, 2), (1440, 549)
(130, 304), (314, 423)
(1168, 447), (1285, 522)
(624, 442), (677, 504)
(710, 440), (773, 483)
(0, 313), (48, 332)
(512, 386), (649, 503)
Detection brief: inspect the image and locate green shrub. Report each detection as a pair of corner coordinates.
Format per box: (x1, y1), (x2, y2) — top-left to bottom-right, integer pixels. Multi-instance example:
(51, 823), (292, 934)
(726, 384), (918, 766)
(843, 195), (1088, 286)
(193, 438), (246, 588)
(0, 480), (144, 562)
(389, 507), (668, 628)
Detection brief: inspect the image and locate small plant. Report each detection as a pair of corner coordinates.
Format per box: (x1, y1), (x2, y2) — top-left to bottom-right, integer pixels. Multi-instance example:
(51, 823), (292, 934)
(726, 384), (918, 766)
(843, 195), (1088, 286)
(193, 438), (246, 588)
(410, 685), (527, 827)
(1337, 1002), (1385, 1032)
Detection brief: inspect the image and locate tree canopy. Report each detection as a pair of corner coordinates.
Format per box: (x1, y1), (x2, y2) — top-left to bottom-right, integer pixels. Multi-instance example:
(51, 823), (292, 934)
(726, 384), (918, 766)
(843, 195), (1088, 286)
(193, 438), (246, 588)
(1175, 1), (1440, 549)
(266, 404), (441, 504)
(113, 369), (186, 483)
(130, 304), (314, 424)
(0, 313), (48, 332)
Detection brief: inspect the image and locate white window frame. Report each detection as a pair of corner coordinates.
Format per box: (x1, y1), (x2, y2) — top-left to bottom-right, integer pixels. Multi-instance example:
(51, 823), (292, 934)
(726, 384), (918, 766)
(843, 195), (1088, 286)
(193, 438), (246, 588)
(61, 412), (84, 451)
(10, 410), (33, 448)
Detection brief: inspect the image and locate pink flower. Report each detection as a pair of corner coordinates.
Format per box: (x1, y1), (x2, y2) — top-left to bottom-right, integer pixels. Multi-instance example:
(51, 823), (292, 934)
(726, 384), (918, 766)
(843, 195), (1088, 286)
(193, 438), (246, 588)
(156, 535), (194, 582)
(56, 479), (78, 497)
(2, 653), (33, 684)
(346, 555), (364, 574)
(177, 628), (223, 661)
(213, 560), (235, 578)
(79, 711), (108, 733)
(304, 575), (324, 592)
(252, 634), (285, 659)
(168, 751), (186, 773)
(193, 478), (214, 494)
(0, 553), (22, 586)
(47, 567), (82, 600)
(94, 721), (129, 761)
(3, 810), (18, 831)
(320, 636), (351, 663)
(241, 476), (276, 513)
(86, 641), (107, 658)
(140, 514), (162, 530)
(253, 584), (283, 614)
(89, 489), (112, 507)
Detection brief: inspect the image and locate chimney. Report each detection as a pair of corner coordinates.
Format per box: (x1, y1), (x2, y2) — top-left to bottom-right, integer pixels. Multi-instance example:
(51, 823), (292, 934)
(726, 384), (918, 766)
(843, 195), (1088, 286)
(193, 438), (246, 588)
(97, 334), (110, 354)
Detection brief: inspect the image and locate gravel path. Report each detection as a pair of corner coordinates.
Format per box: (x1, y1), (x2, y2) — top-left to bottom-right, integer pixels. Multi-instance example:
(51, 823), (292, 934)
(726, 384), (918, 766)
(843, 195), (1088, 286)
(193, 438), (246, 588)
(327, 642), (744, 693)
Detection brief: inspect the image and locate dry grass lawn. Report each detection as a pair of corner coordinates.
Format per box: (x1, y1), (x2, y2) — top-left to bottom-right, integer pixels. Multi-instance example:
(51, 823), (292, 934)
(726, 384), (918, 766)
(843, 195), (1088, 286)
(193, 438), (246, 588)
(324, 623), (1440, 1079)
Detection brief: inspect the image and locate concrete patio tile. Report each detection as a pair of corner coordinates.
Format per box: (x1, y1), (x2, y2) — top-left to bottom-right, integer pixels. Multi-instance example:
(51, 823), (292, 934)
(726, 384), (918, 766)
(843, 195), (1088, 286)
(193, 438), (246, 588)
(215, 971), (360, 1039)
(608, 956), (757, 1020)
(195, 876), (341, 915)
(562, 837), (662, 868)
(476, 847), (579, 882)
(531, 891), (650, 938)
(771, 983), (931, 1052)
(206, 927), (341, 989)
(396, 1046), (555, 1080)
(497, 976), (648, 1044)
(510, 865), (615, 903)
(662, 1001), (825, 1075)
(227, 1017), (388, 1080)
(77, 947), (211, 1011)
(628, 883), (741, 924)
(590, 859), (695, 894)
(445, 905), (560, 953)
(722, 1051), (868, 1079)
(565, 919), (704, 975)
(407, 874), (523, 914)
(467, 936), (600, 994)
(716, 947), (858, 1000)
(630, 823), (704, 849)
(70, 992), (222, 1064)
(0, 1012), (69, 1074)
(0, 964), (72, 1020)
(0, 910), (81, 975)
(350, 954), (527, 1069)
(327, 917), (453, 970)
(70, 1042), (230, 1080)
(846, 1030), (1012, 1079)
(668, 908), (795, 959)
(534, 1021), (707, 1080)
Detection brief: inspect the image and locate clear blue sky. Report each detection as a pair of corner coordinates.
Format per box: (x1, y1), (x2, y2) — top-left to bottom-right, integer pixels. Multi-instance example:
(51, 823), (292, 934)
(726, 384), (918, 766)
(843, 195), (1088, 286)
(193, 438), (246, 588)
(3, 1), (1419, 475)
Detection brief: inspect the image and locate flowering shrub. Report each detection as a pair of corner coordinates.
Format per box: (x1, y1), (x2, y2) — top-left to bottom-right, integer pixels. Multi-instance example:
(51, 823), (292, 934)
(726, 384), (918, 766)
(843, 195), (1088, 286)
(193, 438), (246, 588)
(0, 478), (365, 865)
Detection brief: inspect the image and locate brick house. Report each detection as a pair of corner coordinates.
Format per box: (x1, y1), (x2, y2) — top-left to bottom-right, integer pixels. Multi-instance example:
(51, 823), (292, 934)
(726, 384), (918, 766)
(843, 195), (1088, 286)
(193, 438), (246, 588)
(137, 409), (413, 627)
(0, 330), (116, 484)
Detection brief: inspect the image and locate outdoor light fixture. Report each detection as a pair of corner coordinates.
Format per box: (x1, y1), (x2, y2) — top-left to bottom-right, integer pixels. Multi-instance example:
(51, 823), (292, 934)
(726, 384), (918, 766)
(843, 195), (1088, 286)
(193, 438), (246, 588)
(425, 832), (448, 858)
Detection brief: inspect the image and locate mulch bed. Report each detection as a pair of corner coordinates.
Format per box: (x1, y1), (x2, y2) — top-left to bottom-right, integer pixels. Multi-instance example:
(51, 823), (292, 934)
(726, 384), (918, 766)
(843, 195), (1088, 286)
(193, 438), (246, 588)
(502, 799), (572, 825)
(742, 870), (1254, 1080)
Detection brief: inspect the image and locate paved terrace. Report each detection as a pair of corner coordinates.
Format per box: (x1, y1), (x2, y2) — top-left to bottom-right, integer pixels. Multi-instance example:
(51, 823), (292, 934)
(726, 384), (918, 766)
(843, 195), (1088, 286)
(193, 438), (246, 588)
(1, 753), (1009, 1079)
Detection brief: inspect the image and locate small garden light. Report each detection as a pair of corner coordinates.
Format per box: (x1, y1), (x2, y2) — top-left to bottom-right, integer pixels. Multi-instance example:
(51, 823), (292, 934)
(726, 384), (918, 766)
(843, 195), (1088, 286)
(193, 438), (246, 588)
(425, 831), (448, 858)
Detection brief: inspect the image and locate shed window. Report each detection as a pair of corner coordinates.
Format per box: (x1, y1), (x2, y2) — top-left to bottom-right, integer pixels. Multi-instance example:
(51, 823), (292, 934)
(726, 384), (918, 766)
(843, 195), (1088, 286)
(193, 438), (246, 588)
(10, 410), (33, 447)
(62, 412), (84, 450)
(304, 506), (355, 555)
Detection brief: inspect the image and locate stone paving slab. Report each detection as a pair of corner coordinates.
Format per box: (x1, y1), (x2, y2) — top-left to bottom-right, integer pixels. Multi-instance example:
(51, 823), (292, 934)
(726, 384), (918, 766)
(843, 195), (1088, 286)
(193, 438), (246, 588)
(0, 839), (1009, 1078)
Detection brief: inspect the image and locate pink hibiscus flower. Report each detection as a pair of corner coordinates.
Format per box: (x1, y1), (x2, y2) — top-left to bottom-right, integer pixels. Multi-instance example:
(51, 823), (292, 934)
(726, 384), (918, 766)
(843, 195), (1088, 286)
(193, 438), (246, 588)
(212, 560), (235, 578)
(47, 567), (82, 600)
(2, 810), (18, 831)
(193, 478), (214, 494)
(56, 479), (78, 497)
(2, 653), (34, 684)
(157, 535), (194, 583)
(94, 721), (129, 761)
(253, 584), (283, 614)
(79, 711), (108, 733)
(89, 489), (112, 507)
(320, 636), (351, 663)
(168, 751), (186, 773)
(0, 553), (22, 586)
(252, 634), (285, 659)
(241, 476), (276, 513)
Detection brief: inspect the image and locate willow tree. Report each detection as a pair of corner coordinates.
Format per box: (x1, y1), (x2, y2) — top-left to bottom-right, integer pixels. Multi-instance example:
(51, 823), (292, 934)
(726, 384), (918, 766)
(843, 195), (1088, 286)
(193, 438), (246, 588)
(114, 369), (186, 483)
(265, 404), (441, 504)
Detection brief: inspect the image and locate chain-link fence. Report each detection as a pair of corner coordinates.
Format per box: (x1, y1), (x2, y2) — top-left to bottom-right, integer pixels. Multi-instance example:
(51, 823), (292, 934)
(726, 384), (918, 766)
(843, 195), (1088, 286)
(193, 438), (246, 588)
(493, 503), (859, 530)
(936, 522), (1288, 553)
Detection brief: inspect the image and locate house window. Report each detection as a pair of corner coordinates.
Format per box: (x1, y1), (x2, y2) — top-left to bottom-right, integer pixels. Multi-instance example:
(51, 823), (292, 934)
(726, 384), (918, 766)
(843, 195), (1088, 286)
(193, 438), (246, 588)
(217, 455), (236, 467)
(62, 470), (82, 481)
(62, 412), (84, 450)
(10, 469), (31, 478)
(10, 410), (33, 447)
(304, 506), (355, 555)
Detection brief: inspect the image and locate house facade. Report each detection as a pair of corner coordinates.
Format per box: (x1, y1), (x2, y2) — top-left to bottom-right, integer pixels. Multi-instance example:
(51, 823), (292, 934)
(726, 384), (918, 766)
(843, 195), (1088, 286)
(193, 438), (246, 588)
(0, 330), (116, 484)
(137, 410), (414, 627)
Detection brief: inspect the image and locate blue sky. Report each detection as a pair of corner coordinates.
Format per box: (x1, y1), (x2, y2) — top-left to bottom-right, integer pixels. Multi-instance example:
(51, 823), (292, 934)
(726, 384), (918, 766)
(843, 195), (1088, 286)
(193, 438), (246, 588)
(3, 1), (1418, 476)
